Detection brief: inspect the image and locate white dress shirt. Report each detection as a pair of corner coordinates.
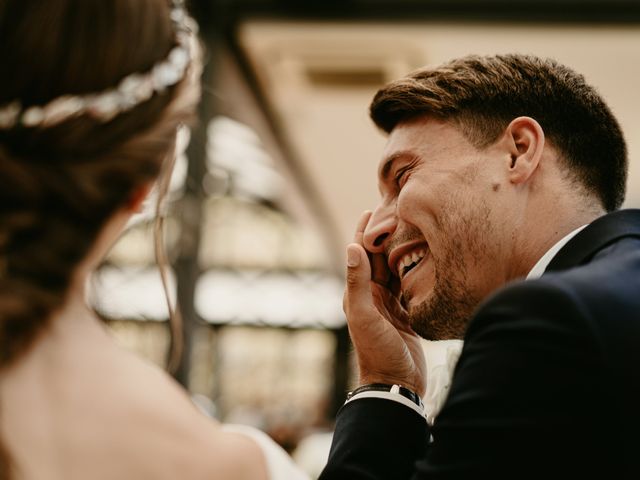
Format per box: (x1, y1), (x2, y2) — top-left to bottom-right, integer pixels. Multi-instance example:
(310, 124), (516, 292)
(526, 225), (588, 280)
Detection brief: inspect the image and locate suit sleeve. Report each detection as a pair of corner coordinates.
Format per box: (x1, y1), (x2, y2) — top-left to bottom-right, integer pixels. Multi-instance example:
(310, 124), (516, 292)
(320, 279), (612, 480)
(319, 397), (430, 480)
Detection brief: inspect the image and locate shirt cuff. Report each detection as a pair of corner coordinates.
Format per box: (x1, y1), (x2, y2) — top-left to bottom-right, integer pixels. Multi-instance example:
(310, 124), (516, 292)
(345, 389), (427, 420)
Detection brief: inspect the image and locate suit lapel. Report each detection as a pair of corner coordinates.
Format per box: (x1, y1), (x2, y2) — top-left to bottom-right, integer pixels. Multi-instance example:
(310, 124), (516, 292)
(545, 209), (640, 274)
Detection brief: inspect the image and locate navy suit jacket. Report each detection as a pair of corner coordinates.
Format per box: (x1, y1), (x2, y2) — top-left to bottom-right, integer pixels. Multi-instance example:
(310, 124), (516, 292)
(320, 209), (640, 480)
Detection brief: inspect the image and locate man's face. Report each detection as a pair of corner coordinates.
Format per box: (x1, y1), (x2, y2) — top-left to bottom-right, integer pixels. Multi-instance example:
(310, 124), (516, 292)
(363, 116), (511, 340)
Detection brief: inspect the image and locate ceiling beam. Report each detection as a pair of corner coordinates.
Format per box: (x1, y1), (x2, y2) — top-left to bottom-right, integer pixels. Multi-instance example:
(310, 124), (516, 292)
(196, 0), (640, 26)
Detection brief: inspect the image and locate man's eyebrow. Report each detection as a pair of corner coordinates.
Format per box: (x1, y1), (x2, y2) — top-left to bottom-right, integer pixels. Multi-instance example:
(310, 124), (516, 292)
(379, 151), (416, 181)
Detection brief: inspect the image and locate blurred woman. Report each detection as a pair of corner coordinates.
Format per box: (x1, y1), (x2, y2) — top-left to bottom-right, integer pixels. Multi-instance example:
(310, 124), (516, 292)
(0, 0), (309, 478)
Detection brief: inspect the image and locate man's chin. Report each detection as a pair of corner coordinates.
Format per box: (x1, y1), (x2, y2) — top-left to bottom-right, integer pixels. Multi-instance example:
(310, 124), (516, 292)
(405, 291), (471, 341)
(403, 295), (434, 338)
(400, 288), (430, 314)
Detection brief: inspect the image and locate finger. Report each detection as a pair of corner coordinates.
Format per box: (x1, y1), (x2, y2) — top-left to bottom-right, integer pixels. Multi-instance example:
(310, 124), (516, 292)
(353, 210), (372, 246)
(389, 275), (401, 297)
(370, 252), (391, 286)
(343, 243), (373, 320)
(372, 283), (411, 333)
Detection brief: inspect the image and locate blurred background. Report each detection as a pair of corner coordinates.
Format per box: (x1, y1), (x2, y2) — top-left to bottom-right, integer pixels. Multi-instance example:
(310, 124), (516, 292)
(89, 1), (640, 477)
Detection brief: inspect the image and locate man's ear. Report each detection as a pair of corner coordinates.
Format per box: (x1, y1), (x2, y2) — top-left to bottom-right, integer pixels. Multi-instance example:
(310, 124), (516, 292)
(503, 116), (545, 185)
(126, 182), (154, 213)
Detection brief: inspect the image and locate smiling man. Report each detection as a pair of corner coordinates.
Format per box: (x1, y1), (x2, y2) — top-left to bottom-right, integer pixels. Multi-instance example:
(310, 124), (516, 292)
(319, 54), (640, 479)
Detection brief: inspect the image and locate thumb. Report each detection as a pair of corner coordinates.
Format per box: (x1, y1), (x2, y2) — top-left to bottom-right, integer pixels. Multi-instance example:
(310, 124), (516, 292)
(344, 243), (373, 316)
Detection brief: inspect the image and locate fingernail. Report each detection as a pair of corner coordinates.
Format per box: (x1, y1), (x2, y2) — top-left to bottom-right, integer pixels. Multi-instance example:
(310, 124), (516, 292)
(347, 245), (360, 267)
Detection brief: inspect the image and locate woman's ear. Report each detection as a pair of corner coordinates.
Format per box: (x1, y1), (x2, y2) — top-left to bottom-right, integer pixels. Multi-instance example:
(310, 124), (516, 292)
(503, 116), (545, 185)
(126, 182), (154, 213)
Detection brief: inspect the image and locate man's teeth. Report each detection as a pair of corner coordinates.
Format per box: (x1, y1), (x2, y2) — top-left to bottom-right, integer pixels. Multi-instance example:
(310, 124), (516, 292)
(397, 249), (427, 279)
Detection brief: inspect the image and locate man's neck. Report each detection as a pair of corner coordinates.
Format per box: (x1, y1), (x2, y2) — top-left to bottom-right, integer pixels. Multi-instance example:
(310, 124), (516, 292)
(514, 200), (605, 280)
(526, 224), (589, 279)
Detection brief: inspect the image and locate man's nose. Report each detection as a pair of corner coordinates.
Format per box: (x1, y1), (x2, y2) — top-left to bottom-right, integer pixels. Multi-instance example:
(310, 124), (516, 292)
(363, 204), (397, 253)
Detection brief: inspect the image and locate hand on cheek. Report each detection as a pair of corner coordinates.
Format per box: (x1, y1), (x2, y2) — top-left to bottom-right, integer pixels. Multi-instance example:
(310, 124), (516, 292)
(343, 212), (427, 396)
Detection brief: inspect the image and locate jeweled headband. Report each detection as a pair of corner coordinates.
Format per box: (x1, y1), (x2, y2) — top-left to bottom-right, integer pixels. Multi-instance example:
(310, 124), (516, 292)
(0, 0), (196, 130)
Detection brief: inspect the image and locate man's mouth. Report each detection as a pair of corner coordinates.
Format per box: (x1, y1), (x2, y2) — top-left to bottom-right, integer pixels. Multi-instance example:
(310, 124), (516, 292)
(396, 248), (427, 280)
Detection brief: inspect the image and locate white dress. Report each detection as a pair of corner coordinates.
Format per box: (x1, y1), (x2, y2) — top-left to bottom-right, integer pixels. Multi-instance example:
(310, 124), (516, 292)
(221, 424), (312, 480)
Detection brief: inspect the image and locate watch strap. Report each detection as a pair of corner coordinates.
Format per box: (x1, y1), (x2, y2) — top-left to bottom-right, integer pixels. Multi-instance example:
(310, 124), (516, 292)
(347, 383), (424, 408)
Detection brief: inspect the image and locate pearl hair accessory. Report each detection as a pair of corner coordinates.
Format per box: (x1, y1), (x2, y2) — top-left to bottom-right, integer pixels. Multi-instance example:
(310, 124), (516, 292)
(0, 0), (196, 130)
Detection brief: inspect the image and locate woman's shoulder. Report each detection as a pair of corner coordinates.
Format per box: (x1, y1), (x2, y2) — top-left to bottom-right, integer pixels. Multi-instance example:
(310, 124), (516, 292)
(3, 337), (271, 480)
(102, 352), (271, 480)
(121, 364), (311, 480)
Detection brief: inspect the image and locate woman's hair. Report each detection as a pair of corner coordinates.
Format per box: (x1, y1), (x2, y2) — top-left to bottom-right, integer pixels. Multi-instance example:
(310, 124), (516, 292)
(0, 0), (201, 474)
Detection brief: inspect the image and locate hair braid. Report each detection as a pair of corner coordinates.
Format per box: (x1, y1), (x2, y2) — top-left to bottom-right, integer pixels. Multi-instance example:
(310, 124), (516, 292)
(0, 94), (195, 365)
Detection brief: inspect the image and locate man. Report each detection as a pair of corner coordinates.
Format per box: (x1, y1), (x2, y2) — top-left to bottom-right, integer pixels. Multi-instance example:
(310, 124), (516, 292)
(319, 54), (640, 479)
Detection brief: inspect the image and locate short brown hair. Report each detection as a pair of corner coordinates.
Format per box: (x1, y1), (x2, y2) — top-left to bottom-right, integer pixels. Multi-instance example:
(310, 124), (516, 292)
(370, 54), (627, 212)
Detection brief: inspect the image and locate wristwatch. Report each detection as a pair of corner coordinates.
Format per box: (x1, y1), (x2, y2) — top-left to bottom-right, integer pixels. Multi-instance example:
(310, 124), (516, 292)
(346, 383), (423, 407)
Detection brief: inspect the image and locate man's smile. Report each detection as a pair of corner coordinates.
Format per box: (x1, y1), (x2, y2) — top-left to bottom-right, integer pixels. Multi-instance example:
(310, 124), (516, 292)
(396, 248), (427, 280)
(388, 242), (430, 282)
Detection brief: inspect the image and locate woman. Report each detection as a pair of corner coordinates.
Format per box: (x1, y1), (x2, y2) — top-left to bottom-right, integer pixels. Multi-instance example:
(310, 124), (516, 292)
(0, 0), (310, 478)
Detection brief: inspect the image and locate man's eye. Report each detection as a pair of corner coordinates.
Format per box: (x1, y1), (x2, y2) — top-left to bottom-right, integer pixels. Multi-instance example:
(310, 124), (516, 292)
(395, 168), (411, 187)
